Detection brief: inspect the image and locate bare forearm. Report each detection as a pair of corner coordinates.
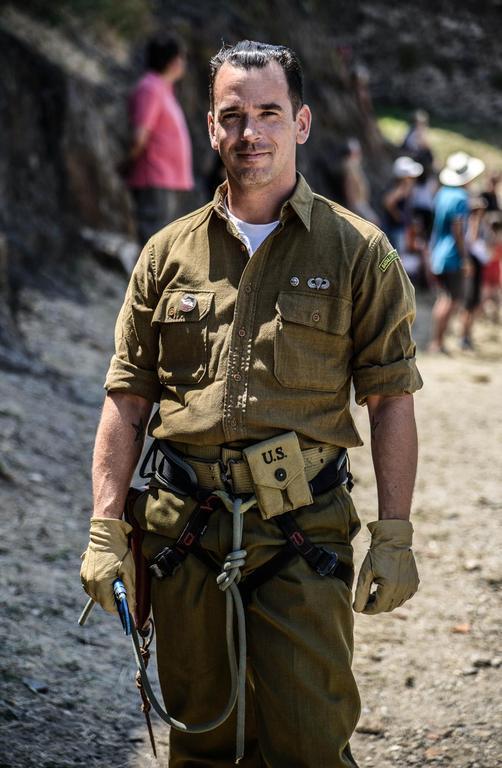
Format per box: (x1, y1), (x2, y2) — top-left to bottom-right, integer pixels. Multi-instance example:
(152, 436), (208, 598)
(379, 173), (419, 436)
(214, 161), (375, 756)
(129, 127), (150, 161)
(92, 392), (153, 519)
(452, 219), (468, 262)
(367, 394), (418, 520)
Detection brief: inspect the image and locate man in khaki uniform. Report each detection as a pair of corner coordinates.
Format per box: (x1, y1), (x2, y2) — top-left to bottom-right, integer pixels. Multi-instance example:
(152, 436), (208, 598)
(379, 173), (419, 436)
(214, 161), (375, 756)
(81, 40), (422, 768)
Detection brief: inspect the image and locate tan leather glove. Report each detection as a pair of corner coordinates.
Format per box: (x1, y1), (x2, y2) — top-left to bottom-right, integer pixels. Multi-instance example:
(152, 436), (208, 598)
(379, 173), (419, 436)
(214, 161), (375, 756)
(353, 519), (419, 615)
(80, 518), (136, 614)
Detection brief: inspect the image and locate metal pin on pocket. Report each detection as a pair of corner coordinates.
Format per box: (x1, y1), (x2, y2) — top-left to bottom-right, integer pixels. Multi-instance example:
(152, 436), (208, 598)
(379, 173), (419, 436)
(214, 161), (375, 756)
(180, 294), (197, 312)
(307, 277), (330, 290)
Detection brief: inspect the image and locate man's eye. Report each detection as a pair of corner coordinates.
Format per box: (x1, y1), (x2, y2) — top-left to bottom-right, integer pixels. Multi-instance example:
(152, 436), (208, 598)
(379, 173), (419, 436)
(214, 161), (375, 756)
(221, 113), (240, 122)
(262, 111), (278, 117)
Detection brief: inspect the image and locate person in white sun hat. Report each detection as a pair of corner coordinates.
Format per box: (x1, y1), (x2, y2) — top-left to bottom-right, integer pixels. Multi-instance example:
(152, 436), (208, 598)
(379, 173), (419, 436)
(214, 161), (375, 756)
(429, 151), (485, 353)
(382, 156), (423, 252)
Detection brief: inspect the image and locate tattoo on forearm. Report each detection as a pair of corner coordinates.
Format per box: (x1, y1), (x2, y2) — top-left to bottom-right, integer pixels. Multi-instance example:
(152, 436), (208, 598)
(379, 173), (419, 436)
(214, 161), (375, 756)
(370, 415), (381, 442)
(132, 418), (146, 443)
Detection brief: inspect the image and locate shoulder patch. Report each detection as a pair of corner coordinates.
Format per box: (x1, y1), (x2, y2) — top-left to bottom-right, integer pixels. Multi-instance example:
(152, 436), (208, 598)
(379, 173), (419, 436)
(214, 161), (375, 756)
(378, 249), (399, 273)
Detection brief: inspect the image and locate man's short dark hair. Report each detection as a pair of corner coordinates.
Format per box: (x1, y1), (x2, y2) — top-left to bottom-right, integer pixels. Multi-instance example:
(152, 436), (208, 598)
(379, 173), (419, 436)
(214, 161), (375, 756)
(146, 34), (184, 73)
(209, 40), (304, 117)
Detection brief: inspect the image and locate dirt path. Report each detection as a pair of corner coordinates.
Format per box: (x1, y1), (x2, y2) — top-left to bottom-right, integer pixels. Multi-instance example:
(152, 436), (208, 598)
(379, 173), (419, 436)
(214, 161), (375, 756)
(0, 268), (500, 767)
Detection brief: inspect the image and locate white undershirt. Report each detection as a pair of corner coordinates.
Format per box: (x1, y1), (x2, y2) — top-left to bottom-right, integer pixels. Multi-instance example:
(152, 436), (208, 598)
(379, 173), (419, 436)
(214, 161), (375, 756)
(225, 201), (279, 256)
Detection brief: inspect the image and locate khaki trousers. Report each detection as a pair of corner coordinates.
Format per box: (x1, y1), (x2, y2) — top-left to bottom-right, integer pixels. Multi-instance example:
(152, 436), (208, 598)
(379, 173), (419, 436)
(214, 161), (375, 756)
(140, 484), (361, 768)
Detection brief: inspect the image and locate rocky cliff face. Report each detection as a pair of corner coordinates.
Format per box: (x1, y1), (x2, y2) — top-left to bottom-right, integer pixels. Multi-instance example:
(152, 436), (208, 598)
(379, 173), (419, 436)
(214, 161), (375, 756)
(352, 0), (502, 124)
(0, 9), (135, 366)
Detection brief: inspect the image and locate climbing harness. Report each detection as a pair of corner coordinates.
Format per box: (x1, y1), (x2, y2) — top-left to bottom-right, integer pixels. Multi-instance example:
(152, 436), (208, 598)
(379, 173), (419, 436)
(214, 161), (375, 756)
(144, 440), (354, 597)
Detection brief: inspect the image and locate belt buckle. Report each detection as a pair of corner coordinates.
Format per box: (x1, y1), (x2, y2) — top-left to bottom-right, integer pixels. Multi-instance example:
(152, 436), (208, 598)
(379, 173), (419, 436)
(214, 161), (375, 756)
(314, 547), (339, 577)
(219, 458), (238, 495)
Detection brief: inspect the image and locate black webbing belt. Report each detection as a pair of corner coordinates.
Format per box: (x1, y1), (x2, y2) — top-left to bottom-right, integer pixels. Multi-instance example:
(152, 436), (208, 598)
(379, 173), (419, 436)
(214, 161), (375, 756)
(146, 442), (354, 603)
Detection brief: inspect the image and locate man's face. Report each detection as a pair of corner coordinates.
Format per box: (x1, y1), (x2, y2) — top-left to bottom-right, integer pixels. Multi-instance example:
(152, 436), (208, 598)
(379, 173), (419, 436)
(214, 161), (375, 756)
(208, 61), (311, 190)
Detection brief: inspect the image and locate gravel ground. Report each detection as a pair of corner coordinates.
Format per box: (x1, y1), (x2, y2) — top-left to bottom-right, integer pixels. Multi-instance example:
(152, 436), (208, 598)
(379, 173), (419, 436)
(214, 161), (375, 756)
(0, 263), (500, 767)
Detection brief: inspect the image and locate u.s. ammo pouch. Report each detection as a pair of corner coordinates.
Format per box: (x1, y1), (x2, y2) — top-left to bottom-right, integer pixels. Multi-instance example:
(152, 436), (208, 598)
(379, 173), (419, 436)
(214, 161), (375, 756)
(243, 432), (313, 519)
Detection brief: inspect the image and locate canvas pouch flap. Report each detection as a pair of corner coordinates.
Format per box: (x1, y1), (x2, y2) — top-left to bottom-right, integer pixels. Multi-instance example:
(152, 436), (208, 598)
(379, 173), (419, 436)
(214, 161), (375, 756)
(243, 432), (313, 520)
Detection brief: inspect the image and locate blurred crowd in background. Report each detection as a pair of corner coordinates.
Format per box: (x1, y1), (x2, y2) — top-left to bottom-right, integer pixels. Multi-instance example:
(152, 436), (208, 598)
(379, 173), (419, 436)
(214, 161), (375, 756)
(337, 111), (502, 353)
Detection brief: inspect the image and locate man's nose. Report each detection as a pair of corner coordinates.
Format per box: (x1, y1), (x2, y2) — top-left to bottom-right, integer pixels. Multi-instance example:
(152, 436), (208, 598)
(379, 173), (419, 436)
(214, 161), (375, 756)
(241, 118), (260, 141)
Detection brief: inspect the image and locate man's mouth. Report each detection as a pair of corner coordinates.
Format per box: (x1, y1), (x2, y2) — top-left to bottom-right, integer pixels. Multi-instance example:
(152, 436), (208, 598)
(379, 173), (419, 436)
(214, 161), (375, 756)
(236, 145), (270, 154)
(236, 151), (270, 160)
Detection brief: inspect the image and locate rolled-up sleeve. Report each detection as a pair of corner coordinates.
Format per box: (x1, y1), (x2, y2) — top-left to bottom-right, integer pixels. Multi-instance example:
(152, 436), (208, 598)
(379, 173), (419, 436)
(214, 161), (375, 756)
(104, 240), (162, 402)
(351, 233), (423, 404)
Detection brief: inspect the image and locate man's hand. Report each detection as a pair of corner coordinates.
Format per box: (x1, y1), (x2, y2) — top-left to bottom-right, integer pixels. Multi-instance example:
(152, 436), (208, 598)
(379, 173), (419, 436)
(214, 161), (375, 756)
(80, 518), (136, 613)
(358, 394), (419, 613)
(80, 392), (152, 613)
(353, 519), (419, 614)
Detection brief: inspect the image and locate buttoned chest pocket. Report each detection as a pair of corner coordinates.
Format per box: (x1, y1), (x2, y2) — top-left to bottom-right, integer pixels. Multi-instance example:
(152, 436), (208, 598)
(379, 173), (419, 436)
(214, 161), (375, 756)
(152, 290), (214, 385)
(274, 291), (352, 391)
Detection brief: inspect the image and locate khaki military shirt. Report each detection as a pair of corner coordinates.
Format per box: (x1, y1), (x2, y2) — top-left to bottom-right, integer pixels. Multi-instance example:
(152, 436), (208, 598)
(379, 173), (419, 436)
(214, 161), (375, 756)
(105, 175), (422, 448)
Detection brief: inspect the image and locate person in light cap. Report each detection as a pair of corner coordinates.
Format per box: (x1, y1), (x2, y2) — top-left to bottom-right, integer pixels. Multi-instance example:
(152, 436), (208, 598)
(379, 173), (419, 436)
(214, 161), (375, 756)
(429, 151), (485, 353)
(393, 156), (424, 179)
(382, 156), (423, 251)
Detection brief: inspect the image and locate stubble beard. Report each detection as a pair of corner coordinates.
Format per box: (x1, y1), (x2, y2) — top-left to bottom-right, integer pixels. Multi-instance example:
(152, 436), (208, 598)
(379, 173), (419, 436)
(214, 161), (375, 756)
(233, 166), (274, 186)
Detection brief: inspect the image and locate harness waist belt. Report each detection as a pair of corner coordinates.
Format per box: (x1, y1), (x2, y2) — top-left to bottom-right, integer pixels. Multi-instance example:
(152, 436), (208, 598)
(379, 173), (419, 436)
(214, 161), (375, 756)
(168, 441), (343, 494)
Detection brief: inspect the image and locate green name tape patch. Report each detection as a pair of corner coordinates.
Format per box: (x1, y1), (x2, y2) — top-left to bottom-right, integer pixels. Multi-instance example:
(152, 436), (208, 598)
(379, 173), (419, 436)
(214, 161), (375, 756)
(378, 249), (399, 273)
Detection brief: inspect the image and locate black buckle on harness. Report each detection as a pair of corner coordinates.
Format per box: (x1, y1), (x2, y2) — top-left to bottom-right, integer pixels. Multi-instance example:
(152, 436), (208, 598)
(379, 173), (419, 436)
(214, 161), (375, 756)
(276, 512), (342, 579)
(310, 546), (339, 577)
(150, 546), (187, 579)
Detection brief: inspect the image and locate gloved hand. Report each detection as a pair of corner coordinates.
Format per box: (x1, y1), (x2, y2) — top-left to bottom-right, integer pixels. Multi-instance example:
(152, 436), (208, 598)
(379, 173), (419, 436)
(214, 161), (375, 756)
(80, 517), (136, 614)
(353, 519), (419, 615)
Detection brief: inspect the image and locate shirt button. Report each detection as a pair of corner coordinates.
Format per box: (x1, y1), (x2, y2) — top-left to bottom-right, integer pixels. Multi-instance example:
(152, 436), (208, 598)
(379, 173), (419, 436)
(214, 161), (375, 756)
(244, 284), (252, 294)
(168, 307), (176, 317)
(233, 372), (242, 382)
(240, 244), (247, 252)
(238, 328), (246, 338)
(312, 311), (320, 322)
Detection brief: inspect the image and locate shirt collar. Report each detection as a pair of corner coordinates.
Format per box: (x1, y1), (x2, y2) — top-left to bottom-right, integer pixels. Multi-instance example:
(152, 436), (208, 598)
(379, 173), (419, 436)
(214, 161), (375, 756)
(211, 173), (313, 231)
(284, 173), (313, 231)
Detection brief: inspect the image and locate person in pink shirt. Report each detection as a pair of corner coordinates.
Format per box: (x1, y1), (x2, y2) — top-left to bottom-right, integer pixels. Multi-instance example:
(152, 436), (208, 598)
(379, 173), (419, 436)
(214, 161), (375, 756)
(127, 34), (194, 244)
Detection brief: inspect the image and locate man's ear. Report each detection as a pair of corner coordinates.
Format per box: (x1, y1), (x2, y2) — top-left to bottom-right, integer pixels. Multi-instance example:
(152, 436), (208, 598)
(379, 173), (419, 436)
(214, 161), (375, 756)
(208, 111), (219, 150)
(296, 104), (312, 146)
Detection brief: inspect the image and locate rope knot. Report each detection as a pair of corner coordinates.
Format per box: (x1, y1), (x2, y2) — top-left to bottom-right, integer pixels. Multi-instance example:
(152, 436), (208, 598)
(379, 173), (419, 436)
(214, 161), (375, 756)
(212, 493), (252, 591)
(217, 547), (247, 590)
